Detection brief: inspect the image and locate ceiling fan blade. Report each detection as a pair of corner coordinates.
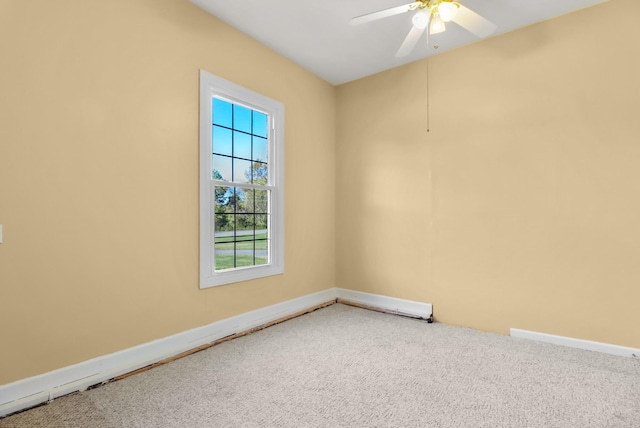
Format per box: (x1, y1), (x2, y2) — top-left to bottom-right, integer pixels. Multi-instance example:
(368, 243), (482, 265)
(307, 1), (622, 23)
(452, 4), (497, 38)
(350, 2), (421, 26)
(396, 24), (426, 58)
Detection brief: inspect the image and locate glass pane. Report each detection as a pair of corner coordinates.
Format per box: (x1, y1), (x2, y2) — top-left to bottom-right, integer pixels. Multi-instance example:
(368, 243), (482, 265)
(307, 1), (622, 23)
(212, 155), (232, 182)
(212, 167), (226, 181)
(214, 186), (230, 211)
(235, 233), (255, 253)
(255, 214), (268, 234)
(253, 137), (268, 163)
(252, 111), (268, 138)
(215, 214), (233, 234)
(236, 189), (254, 214)
(236, 212), (256, 269)
(250, 161), (268, 185)
(212, 125), (232, 156)
(214, 242), (234, 271)
(254, 190), (269, 214)
(212, 98), (232, 128)
(255, 239), (269, 266)
(233, 104), (251, 133)
(234, 131), (251, 160)
(236, 213), (254, 233)
(227, 187), (243, 213)
(233, 158), (252, 183)
(235, 253), (254, 268)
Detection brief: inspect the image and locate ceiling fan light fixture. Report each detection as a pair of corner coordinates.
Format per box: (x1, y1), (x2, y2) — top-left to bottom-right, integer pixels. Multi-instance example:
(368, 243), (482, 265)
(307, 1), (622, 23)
(412, 10), (429, 30)
(438, 2), (458, 22)
(429, 13), (446, 34)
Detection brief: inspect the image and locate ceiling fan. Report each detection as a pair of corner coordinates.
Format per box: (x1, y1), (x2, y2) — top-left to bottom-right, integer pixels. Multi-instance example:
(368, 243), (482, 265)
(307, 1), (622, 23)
(350, 0), (497, 57)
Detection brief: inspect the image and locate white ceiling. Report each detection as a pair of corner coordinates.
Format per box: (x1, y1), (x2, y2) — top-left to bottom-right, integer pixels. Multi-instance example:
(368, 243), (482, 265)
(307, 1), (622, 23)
(190, 0), (608, 85)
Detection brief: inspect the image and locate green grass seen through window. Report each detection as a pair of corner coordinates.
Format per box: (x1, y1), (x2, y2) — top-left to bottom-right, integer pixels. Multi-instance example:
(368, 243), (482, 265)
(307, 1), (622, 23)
(215, 254), (268, 270)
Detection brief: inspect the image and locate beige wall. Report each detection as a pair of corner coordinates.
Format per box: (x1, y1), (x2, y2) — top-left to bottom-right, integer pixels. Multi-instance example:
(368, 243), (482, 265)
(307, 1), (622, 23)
(0, 0), (336, 384)
(2, 0), (638, 388)
(337, 0), (640, 348)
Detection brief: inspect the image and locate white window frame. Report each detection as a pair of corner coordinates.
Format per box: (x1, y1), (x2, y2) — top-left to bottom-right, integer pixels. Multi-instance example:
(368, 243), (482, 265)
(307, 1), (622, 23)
(199, 70), (284, 288)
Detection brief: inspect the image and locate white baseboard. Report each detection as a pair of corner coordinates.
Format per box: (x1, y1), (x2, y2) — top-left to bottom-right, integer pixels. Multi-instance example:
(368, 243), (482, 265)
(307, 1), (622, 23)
(1, 288), (434, 417)
(510, 328), (640, 359)
(0, 288), (338, 417)
(336, 288), (433, 320)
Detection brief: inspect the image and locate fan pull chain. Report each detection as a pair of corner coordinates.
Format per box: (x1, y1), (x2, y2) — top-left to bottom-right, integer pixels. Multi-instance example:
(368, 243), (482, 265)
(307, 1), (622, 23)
(426, 58), (430, 133)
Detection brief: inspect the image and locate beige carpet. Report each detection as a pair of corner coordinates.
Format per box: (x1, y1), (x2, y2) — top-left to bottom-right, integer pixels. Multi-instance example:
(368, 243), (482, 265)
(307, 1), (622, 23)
(2, 303), (639, 427)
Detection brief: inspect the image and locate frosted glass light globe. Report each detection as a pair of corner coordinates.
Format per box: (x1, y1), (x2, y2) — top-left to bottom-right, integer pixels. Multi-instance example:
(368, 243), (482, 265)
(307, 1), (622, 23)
(429, 13), (446, 34)
(438, 2), (458, 22)
(412, 10), (429, 29)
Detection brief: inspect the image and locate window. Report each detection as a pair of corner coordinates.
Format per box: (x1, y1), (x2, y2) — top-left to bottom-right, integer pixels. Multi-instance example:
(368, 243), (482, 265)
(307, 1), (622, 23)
(199, 70), (284, 288)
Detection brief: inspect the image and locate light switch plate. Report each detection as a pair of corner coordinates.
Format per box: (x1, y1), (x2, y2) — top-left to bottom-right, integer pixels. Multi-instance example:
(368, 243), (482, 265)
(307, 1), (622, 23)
(0, 224), (3, 244)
